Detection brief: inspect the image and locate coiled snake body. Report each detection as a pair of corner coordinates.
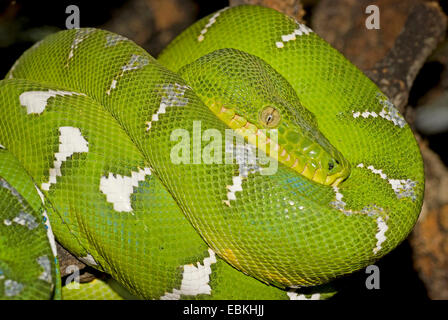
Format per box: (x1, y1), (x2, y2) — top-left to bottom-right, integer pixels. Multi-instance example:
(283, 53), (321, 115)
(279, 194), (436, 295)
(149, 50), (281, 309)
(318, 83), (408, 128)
(0, 5), (423, 299)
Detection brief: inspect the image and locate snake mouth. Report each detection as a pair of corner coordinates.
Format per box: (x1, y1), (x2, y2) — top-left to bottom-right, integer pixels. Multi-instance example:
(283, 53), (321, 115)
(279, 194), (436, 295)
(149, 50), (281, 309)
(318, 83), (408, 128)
(210, 102), (348, 186)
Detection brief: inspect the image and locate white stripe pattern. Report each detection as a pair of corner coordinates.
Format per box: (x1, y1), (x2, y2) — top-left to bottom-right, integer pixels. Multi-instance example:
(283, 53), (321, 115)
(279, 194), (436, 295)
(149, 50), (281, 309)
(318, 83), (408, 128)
(41, 127), (89, 191)
(160, 249), (217, 300)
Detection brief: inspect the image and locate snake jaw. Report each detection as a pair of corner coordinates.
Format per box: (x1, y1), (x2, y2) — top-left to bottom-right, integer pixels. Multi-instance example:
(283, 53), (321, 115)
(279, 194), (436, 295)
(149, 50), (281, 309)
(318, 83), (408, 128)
(324, 164), (350, 186)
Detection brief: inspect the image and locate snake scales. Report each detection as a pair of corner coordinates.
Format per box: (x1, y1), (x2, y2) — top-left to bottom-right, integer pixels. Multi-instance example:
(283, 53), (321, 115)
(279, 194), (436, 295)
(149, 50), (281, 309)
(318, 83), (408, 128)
(0, 5), (423, 300)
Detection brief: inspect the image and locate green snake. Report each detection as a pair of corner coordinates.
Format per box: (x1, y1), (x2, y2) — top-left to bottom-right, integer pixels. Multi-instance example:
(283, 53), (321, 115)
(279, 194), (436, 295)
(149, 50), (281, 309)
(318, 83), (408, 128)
(0, 5), (424, 300)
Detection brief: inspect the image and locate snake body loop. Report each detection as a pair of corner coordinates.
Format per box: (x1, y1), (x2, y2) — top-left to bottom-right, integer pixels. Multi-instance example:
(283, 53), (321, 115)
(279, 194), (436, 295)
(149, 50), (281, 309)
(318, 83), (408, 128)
(0, 5), (423, 299)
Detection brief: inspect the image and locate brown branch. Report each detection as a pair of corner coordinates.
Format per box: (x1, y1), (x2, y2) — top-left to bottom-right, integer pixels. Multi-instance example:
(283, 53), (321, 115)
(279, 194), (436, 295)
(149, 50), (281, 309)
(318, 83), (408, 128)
(409, 142), (448, 299)
(102, 0), (197, 56)
(57, 242), (106, 283)
(365, 1), (447, 112)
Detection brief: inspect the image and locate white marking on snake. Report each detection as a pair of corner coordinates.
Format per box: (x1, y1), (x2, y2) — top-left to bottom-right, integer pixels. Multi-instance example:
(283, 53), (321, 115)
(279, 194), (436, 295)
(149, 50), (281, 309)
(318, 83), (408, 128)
(197, 7), (229, 42)
(352, 93), (406, 128)
(35, 185), (58, 257)
(0, 144), (4, 149)
(352, 110), (378, 119)
(106, 54), (149, 95)
(0, 181), (36, 233)
(41, 127), (89, 191)
(4, 279), (24, 297)
(226, 176), (243, 202)
(11, 212), (39, 230)
(67, 28), (94, 63)
(146, 83), (190, 131)
(78, 254), (98, 266)
(357, 163), (417, 200)
(105, 34), (128, 47)
(37, 255), (52, 283)
(19, 90), (84, 114)
(223, 143), (260, 206)
(160, 249), (217, 300)
(377, 93), (406, 128)
(330, 186), (348, 213)
(0, 178), (33, 213)
(100, 167), (152, 212)
(373, 216), (388, 254)
(276, 23), (313, 48)
(388, 179), (417, 200)
(360, 204), (389, 254)
(331, 185), (389, 254)
(287, 292), (321, 300)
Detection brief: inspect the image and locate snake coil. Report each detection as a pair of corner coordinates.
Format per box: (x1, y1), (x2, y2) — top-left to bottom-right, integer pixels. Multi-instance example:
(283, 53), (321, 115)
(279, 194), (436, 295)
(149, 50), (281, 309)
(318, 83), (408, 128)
(0, 5), (423, 300)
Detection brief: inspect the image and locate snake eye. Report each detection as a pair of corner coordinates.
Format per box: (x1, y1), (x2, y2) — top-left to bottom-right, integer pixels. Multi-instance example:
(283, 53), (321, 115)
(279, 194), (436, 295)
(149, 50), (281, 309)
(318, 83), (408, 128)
(259, 106), (281, 128)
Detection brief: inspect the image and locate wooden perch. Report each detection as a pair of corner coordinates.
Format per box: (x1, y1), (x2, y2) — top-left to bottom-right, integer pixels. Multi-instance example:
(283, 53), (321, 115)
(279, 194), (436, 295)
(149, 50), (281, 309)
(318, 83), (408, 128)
(365, 1), (447, 112)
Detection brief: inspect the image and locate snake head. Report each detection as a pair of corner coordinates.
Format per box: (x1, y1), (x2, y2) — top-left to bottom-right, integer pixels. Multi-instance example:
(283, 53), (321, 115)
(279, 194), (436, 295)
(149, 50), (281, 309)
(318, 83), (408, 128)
(179, 48), (351, 186)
